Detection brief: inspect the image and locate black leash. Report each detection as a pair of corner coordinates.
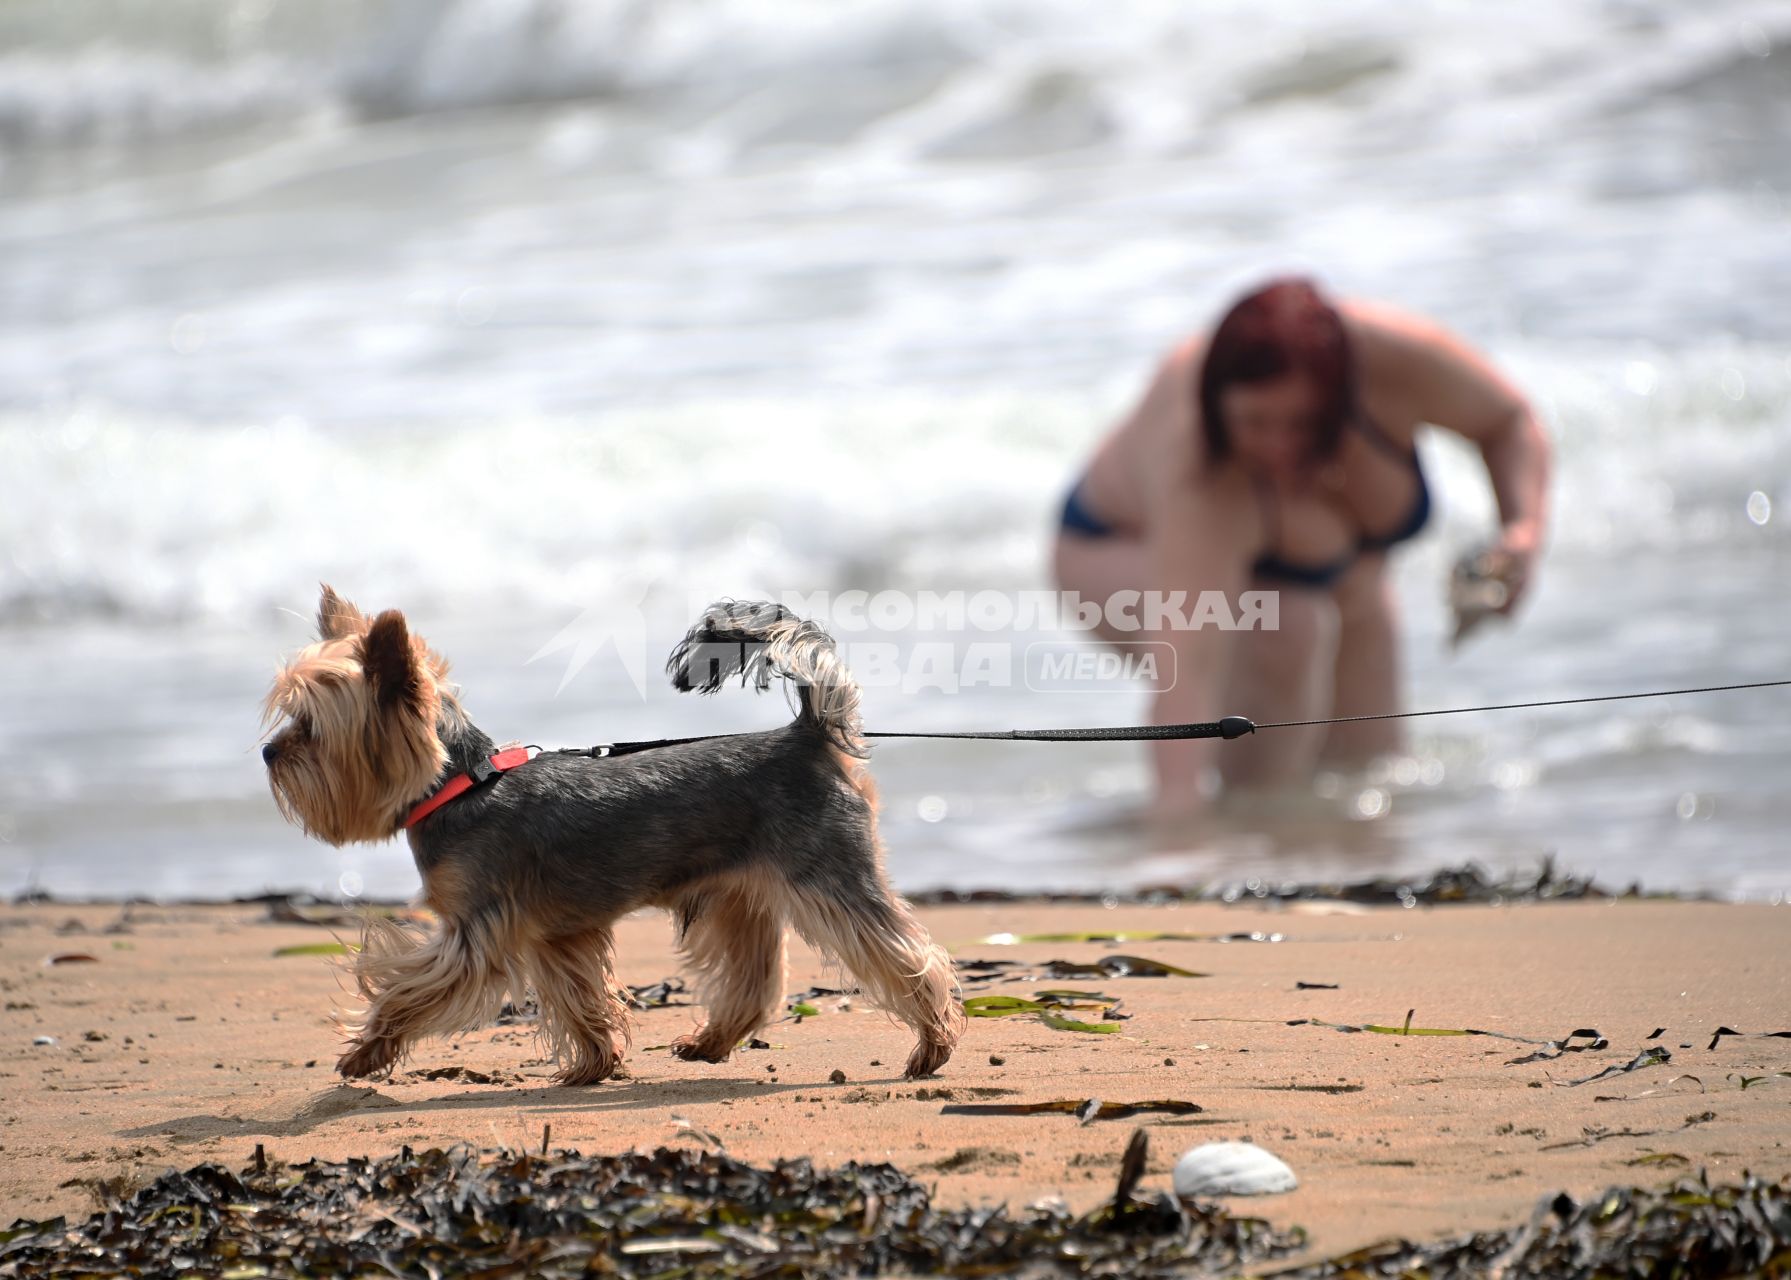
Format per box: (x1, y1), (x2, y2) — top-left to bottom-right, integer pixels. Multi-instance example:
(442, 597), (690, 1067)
(542, 678), (1791, 759)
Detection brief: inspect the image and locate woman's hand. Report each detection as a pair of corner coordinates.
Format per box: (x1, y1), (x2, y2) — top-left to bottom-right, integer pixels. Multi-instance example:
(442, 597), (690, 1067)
(1493, 520), (1543, 614)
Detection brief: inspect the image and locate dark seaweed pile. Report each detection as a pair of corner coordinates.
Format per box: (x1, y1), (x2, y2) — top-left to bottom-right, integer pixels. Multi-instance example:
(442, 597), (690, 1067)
(0, 1144), (1299, 1279)
(1268, 1172), (1791, 1279)
(14, 858), (1621, 911)
(911, 857), (1614, 907)
(6, 1145), (1788, 1278)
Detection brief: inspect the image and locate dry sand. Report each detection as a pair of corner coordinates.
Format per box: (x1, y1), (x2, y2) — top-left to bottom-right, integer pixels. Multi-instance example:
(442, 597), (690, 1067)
(2, 897), (1787, 1261)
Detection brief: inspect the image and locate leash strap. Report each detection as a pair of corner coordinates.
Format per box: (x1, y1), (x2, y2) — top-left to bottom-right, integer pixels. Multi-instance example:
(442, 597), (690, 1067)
(563, 679), (1791, 758)
(863, 716), (1259, 743)
(565, 717), (1257, 757)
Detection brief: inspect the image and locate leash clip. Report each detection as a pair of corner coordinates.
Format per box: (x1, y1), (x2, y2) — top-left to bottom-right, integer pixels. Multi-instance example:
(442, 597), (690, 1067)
(465, 756), (498, 786)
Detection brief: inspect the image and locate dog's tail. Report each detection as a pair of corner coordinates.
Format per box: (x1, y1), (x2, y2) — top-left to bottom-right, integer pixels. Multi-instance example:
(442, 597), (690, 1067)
(667, 600), (866, 758)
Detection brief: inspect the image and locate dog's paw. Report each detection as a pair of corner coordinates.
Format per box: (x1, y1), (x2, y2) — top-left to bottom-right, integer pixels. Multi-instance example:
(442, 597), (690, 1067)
(670, 1033), (731, 1064)
(902, 1039), (954, 1080)
(555, 1057), (619, 1087)
(336, 1039), (396, 1079)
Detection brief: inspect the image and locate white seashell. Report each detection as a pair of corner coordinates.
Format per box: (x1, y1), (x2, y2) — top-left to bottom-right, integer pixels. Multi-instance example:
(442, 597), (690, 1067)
(1286, 900), (1370, 916)
(1172, 1142), (1298, 1197)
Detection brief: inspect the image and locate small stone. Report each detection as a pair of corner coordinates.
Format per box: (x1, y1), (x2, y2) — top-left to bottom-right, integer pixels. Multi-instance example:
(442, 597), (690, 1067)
(1164, 1057), (1176, 1066)
(989, 1054), (1006, 1066)
(829, 1068), (847, 1084)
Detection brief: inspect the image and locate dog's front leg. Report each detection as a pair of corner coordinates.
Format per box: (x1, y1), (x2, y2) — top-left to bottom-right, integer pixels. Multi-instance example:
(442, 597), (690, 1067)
(525, 928), (632, 1086)
(337, 1025), (405, 1079)
(335, 915), (502, 1080)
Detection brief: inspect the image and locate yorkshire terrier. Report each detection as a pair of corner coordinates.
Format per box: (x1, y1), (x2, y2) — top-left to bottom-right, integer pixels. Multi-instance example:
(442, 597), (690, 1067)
(261, 586), (964, 1084)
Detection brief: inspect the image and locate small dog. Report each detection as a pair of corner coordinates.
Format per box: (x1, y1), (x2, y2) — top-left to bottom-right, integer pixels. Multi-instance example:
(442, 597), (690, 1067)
(261, 586), (964, 1084)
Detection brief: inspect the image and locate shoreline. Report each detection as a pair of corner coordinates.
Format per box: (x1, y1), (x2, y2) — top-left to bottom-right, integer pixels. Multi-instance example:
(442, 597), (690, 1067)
(3, 896), (1788, 1264)
(5, 854), (1689, 912)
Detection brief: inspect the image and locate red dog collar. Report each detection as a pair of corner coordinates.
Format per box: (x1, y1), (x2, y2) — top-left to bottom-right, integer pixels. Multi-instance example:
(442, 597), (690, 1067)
(405, 746), (532, 829)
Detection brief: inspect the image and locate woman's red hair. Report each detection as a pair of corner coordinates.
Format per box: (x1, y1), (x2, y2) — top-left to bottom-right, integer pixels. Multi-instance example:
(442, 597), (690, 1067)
(1197, 277), (1356, 465)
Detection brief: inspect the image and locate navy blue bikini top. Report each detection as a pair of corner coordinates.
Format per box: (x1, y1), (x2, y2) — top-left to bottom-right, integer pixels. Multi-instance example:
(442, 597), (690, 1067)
(1352, 415), (1431, 553)
(1057, 417), (1429, 590)
(1249, 418), (1430, 587)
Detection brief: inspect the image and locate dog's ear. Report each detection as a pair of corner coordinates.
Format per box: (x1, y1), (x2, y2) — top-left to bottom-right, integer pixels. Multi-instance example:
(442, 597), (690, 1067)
(318, 584), (368, 641)
(359, 610), (430, 714)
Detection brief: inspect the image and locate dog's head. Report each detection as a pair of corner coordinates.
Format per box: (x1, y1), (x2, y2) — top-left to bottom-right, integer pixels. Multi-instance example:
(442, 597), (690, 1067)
(260, 585), (453, 845)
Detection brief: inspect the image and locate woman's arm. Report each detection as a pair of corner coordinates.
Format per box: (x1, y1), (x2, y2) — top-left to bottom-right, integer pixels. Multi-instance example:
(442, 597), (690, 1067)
(1350, 303), (1553, 611)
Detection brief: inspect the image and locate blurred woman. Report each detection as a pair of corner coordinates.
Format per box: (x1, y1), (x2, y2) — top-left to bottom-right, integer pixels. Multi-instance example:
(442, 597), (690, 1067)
(1053, 277), (1550, 820)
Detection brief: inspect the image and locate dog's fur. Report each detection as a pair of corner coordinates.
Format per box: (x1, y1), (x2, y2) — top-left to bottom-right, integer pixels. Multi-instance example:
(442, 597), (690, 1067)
(261, 587), (964, 1084)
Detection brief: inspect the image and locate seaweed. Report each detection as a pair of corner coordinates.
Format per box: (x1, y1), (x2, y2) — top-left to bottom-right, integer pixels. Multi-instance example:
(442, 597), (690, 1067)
(916, 857), (1613, 907)
(1290, 1015), (1617, 1053)
(954, 954), (1207, 986)
(272, 940), (355, 957)
(628, 977), (690, 1009)
(960, 995), (1124, 1035)
(1036, 1010), (1123, 1035)
(954, 958), (1030, 986)
(1566, 1047), (1672, 1088)
(977, 930), (1281, 945)
(2, 1145), (1787, 1278)
(1044, 955), (1205, 979)
(1265, 1171), (1790, 1279)
(962, 994), (1050, 1018)
(1506, 1029), (1610, 1065)
(962, 992), (1117, 1017)
(939, 1099), (1205, 1122)
(0, 1141), (1292, 1279)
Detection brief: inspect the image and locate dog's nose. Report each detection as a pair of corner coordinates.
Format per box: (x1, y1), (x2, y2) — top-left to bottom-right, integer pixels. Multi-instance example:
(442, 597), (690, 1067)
(261, 742), (279, 766)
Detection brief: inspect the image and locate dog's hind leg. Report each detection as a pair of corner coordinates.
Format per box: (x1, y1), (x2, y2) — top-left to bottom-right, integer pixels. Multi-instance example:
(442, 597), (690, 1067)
(784, 858), (964, 1079)
(525, 928), (632, 1086)
(670, 878), (787, 1064)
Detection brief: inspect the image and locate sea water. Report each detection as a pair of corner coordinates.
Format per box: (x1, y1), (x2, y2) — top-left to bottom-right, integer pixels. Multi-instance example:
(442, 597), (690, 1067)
(1, 0), (1787, 899)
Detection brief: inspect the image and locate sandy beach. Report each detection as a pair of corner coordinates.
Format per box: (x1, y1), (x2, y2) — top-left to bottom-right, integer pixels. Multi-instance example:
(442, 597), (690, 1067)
(3, 895), (1786, 1262)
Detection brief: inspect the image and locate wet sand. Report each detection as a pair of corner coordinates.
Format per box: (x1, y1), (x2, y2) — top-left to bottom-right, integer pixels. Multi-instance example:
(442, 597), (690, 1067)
(1, 898), (1787, 1260)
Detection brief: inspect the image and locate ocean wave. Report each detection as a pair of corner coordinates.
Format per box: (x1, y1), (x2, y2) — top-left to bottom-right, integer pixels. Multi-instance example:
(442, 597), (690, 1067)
(0, 0), (1783, 158)
(3, 347), (1783, 628)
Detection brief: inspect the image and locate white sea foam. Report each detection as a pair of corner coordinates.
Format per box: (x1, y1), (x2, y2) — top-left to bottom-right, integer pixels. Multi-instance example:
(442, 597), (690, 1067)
(0, 0), (1787, 899)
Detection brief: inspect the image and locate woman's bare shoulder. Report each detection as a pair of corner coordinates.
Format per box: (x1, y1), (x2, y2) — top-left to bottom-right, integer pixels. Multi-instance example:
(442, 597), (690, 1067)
(1340, 297), (1492, 375)
(1083, 342), (1202, 504)
(1339, 297), (1527, 435)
